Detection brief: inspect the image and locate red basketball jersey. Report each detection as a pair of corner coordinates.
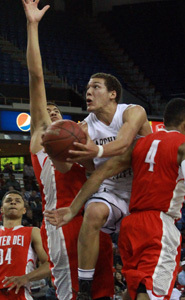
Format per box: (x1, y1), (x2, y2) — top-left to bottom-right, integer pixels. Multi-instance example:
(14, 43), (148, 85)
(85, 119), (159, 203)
(31, 150), (87, 213)
(0, 226), (33, 289)
(130, 129), (185, 218)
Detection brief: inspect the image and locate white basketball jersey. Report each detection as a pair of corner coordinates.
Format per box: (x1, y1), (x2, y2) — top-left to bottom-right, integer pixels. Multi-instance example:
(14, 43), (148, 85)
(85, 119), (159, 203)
(85, 103), (133, 202)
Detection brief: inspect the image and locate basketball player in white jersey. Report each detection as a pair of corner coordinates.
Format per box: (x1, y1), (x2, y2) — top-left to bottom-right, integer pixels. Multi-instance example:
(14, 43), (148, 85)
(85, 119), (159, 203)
(0, 190), (50, 300)
(45, 73), (152, 299)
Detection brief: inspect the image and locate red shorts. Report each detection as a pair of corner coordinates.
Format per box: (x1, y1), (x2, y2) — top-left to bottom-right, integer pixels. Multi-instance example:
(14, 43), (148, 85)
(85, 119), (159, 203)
(41, 216), (114, 299)
(118, 211), (181, 300)
(0, 288), (32, 300)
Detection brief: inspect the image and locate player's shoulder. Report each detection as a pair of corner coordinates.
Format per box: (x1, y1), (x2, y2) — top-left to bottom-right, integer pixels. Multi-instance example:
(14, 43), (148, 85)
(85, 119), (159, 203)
(124, 104), (146, 114)
(31, 227), (40, 234)
(31, 227), (41, 241)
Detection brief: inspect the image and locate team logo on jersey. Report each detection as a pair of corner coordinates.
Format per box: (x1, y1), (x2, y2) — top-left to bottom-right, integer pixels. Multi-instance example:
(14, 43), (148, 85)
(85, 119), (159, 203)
(16, 113), (31, 132)
(155, 123), (165, 131)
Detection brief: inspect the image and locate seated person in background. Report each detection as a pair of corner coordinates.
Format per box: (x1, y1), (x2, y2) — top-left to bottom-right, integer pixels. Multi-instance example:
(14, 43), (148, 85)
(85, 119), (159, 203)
(3, 163), (13, 174)
(114, 271), (126, 295)
(5, 174), (21, 191)
(178, 261), (185, 287)
(0, 174), (6, 189)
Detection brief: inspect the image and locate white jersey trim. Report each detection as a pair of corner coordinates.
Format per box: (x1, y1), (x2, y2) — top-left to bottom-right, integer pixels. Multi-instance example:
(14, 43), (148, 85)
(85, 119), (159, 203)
(152, 212), (180, 296)
(40, 157), (72, 300)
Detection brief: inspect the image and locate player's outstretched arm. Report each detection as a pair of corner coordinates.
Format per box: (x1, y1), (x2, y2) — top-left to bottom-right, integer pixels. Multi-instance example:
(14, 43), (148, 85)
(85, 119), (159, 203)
(67, 105), (152, 161)
(23, 0), (51, 143)
(2, 227), (50, 294)
(45, 144), (133, 227)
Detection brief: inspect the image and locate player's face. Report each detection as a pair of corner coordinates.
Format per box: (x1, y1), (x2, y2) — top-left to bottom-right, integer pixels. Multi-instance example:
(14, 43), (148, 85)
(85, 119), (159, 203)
(115, 272), (122, 280)
(47, 105), (62, 123)
(1, 194), (26, 219)
(86, 78), (113, 112)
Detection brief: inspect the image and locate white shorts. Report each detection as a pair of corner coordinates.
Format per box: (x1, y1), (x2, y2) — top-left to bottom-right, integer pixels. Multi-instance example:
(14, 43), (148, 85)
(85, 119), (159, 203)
(85, 189), (129, 234)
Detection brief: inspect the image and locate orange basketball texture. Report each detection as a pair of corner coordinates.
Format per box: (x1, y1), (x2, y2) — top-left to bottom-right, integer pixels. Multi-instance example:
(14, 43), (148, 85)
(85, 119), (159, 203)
(42, 120), (87, 161)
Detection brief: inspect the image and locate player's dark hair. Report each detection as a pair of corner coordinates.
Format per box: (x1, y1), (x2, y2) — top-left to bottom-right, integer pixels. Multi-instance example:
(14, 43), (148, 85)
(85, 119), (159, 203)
(91, 73), (122, 103)
(1, 190), (25, 206)
(47, 102), (63, 116)
(163, 98), (185, 127)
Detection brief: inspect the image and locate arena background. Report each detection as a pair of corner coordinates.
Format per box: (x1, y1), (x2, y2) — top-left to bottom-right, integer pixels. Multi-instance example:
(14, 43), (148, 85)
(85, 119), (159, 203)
(0, 0), (183, 162)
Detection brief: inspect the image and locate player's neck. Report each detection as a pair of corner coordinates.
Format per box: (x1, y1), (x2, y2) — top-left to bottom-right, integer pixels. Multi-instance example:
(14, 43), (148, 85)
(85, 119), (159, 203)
(95, 104), (117, 125)
(3, 218), (22, 229)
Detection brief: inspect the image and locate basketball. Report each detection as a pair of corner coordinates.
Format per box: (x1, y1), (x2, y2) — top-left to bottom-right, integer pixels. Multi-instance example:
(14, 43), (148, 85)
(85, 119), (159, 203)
(42, 120), (87, 162)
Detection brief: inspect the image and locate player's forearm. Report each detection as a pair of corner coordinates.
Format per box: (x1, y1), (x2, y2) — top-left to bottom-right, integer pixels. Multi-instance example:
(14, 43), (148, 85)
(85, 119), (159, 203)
(70, 175), (103, 215)
(70, 151), (132, 215)
(27, 22), (43, 78)
(102, 124), (136, 158)
(101, 139), (129, 158)
(26, 262), (50, 282)
(26, 21), (48, 125)
(70, 159), (123, 215)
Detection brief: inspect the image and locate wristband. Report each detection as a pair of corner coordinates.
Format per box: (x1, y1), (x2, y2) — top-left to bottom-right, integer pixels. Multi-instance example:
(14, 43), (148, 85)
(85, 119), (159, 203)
(96, 145), (104, 158)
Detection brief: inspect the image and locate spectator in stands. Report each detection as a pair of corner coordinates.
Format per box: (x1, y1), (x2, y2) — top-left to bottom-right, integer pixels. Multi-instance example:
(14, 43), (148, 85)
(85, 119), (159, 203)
(7, 186), (14, 192)
(45, 284), (58, 300)
(22, 208), (34, 226)
(23, 161), (35, 189)
(24, 177), (39, 192)
(3, 162), (13, 174)
(20, 187), (31, 203)
(5, 173), (21, 191)
(176, 203), (185, 231)
(30, 196), (43, 227)
(181, 228), (185, 259)
(29, 190), (40, 205)
(113, 261), (124, 276)
(178, 260), (185, 286)
(0, 173), (6, 189)
(0, 173), (6, 201)
(114, 271), (126, 295)
(23, 162), (35, 178)
(170, 285), (182, 300)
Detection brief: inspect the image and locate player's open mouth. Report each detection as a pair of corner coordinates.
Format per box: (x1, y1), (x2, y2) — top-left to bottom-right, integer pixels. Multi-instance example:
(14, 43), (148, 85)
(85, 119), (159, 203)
(86, 99), (93, 104)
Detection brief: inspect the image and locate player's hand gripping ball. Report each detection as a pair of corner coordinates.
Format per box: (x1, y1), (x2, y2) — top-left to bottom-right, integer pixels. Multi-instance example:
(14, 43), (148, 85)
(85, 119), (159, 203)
(41, 120), (87, 162)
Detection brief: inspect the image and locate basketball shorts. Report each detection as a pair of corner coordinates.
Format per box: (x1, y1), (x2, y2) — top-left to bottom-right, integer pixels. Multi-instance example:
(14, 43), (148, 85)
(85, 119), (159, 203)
(85, 189), (129, 234)
(118, 210), (181, 300)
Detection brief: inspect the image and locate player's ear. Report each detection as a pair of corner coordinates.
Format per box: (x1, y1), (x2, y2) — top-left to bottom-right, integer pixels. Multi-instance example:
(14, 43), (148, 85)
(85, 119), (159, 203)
(182, 121), (185, 135)
(179, 121), (185, 135)
(0, 206), (4, 215)
(110, 90), (117, 101)
(23, 207), (26, 215)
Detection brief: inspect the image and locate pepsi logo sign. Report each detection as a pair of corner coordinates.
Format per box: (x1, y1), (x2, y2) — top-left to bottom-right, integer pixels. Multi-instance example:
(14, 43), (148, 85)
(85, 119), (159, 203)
(16, 113), (31, 132)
